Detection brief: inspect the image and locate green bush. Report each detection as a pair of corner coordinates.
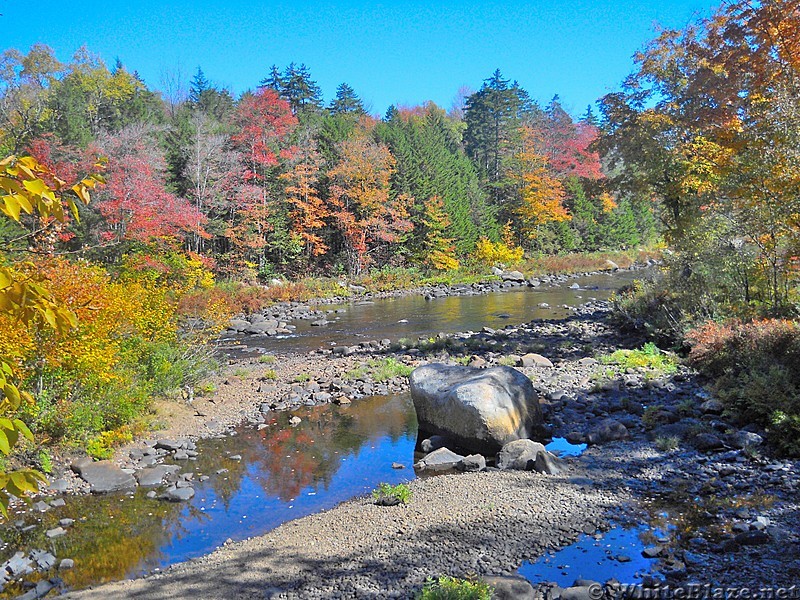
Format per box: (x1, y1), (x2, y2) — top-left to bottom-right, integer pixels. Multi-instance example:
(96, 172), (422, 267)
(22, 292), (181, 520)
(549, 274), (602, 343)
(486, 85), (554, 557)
(417, 576), (494, 600)
(372, 482), (412, 505)
(599, 342), (678, 374)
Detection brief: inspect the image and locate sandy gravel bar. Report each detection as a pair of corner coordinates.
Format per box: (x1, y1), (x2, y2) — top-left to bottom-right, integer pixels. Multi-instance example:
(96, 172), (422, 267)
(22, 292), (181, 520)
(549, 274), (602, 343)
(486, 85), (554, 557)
(67, 468), (622, 599)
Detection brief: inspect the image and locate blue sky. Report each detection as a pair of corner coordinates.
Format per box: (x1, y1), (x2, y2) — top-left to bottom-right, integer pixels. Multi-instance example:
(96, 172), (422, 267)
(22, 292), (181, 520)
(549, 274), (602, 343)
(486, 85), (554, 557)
(7, 0), (718, 116)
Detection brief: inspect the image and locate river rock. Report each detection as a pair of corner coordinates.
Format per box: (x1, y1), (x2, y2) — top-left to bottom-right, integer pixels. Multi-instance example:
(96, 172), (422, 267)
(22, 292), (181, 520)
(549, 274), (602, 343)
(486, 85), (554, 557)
(420, 435), (449, 453)
(135, 465), (181, 487)
(78, 461), (137, 494)
(414, 447), (464, 472)
(500, 270), (526, 283)
(162, 485), (195, 502)
(409, 364), (543, 454)
(228, 319), (249, 332)
(483, 575), (535, 600)
(456, 454), (486, 472)
(519, 353), (553, 368)
(496, 439), (546, 470)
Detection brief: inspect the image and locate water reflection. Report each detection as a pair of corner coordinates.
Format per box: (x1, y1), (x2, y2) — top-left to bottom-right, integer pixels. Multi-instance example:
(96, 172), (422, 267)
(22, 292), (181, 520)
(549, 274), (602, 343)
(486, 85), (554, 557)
(519, 525), (660, 586)
(0, 394), (418, 594)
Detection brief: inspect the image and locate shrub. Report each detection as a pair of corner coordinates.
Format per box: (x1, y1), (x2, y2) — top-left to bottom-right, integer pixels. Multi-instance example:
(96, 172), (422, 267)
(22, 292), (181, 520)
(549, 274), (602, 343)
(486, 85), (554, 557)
(417, 576), (494, 600)
(370, 358), (413, 382)
(472, 237), (523, 267)
(599, 342), (679, 374)
(686, 319), (800, 456)
(372, 482), (412, 505)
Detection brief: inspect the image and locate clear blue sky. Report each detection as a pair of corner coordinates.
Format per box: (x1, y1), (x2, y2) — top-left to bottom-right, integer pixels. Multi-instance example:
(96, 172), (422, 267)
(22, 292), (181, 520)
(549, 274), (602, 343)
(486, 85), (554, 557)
(6, 0), (718, 116)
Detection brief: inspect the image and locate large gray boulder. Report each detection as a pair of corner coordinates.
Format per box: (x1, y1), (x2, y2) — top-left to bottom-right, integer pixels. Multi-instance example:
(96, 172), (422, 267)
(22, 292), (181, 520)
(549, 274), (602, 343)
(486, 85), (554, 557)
(409, 364), (543, 454)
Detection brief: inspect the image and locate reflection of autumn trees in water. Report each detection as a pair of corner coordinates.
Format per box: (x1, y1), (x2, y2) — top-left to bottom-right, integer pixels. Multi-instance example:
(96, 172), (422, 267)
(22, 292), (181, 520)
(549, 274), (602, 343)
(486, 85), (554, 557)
(241, 394), (417, 502)
(0, 395), (418, 597)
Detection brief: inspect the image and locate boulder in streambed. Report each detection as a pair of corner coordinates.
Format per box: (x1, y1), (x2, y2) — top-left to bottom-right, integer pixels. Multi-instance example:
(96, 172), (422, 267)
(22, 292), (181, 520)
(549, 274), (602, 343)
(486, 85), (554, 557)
(135, 465), (181, 487)
(496, 439), (567, 475)
(75, 461), (137, 494)
(414, 447), (464, 472)
(409, 364), (543, 454)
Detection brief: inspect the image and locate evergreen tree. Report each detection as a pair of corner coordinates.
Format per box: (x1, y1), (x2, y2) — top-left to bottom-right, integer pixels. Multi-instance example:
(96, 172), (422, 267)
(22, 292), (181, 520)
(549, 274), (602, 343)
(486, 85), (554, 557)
(259, 65), (283, 91)
(329, 83), (365, 115)
(189, 67), (209, 104)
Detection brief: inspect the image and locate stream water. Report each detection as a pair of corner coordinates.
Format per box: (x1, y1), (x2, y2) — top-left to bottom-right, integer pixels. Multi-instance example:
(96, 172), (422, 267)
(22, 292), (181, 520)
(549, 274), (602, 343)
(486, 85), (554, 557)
(223, 270), (648, 355)
(0, 269), (655, 595)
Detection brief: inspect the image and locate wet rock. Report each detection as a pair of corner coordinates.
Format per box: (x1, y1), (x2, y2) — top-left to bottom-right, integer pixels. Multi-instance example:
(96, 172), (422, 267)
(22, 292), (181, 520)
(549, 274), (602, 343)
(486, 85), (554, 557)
(483, 575), (535, 599)
(162, 485), (195, 502)
(391, 462), (405, 469)
(135, 465), (181, 488)
(410, 364), (543, 454)
(456, 454), (487, 472)
(414, 447), (464, 472)
(78, 461), (137, 494)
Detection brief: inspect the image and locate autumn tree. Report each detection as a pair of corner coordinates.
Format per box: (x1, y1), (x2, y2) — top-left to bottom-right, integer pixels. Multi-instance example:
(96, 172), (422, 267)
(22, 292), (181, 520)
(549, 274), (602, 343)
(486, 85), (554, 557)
(327, 121), (412, 276)
(421, 196), (459, 271)
(506, 126), (570, 251)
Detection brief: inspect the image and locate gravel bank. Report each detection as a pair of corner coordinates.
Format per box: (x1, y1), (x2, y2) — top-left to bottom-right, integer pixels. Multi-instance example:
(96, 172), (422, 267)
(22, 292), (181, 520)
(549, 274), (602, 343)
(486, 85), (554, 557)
(66, 469), (621, 599)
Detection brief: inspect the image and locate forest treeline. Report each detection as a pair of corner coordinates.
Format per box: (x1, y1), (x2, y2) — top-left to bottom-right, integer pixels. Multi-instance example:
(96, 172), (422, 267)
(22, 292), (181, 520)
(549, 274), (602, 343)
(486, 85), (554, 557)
(0, 51), (657, 280)
(0, 0), (798, 483)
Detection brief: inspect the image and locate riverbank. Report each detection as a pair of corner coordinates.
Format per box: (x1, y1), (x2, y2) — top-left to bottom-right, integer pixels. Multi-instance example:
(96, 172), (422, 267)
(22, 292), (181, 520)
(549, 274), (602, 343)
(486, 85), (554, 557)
(5, 280), (799, 598)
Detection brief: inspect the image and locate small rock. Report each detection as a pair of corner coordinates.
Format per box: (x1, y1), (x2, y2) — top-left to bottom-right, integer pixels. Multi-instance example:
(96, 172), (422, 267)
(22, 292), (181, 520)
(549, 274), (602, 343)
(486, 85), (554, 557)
(391, 462), (405, 469)
(162, 486), (195, 502)
(456, 454), (487, 472)
(289, 416), (302, 426)
(45, 527), (67, 539)
(59, 558), (75, 570)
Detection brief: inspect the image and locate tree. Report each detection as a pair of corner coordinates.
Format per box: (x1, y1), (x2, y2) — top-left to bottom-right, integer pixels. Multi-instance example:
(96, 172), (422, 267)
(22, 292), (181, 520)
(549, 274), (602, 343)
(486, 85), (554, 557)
(0, 153), (103, 516)
(0, 44), (64, 153)
(327, 121), (412, 276)
(96, 124), (206, 247)
(507, 126), (571, 250)
(329, 83), (365, 116)
(421, 196), (459, 271)
(189, 67), (209, 105)
(279, 129), (328, 262)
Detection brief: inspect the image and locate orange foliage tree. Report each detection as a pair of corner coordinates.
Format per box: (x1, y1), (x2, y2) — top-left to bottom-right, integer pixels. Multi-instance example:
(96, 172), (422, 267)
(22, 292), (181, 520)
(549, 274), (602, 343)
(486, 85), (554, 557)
(327, 122), (413, 276)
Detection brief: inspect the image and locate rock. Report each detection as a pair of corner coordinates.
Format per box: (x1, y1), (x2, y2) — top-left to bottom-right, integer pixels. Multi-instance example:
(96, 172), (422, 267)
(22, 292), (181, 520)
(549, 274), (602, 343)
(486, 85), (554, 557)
(49, 498), (66, 508)
(496, 439), (546, 470)
(228, 318), (250, 332)
(491, 266), (504, 276)
(604, 259), (620, 271)
(78, 461), (137, 494)
(289, 416), (302, 426)
(162, 485), (195, 502)
(700, 398), (725, 415)
(409, 364), (543, 454)
(642, 546), (663, 559)
(47, 479), (70, 493)
(59, 558), (75, 570)
(735, 530), (770, 545)
(45, 527), (66, 539)
(561, 586), (596, 600)
(59, 518), (74, 527)
(500, 270), (526, 283)
(591, 418), (629, 443)
(414, 447), (464, 472)
(420, 435), (449, 453)
(135, 465), (181, 487)
(457, 454), (487, 472)
(70, 456), (94, 475)
(155, 439), (184, 451)
(727, 430), (763, 449)
(693, 432), (724, 451)
(31, 550), (56, 570)
(391, 462), (405, 469)
(310, 320), (330, 327)
(519, 353), (553, 368)
(483, 575), (535, 599)
(533, 450), (568, 475)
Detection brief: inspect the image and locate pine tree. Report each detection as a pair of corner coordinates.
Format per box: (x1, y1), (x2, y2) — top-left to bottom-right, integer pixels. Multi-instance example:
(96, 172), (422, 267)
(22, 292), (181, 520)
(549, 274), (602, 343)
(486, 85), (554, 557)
(329, 83), (365, 115)
(189, 67), (209, 104)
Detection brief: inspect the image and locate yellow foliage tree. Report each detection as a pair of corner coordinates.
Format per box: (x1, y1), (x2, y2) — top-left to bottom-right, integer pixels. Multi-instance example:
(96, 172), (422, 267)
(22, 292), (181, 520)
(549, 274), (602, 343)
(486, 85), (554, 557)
(0, 154), (103, 516)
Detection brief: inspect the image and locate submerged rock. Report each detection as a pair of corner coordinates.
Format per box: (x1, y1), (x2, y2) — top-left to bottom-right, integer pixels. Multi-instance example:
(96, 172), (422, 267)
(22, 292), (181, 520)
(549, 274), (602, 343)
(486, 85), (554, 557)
(409, 364), (543, 454)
